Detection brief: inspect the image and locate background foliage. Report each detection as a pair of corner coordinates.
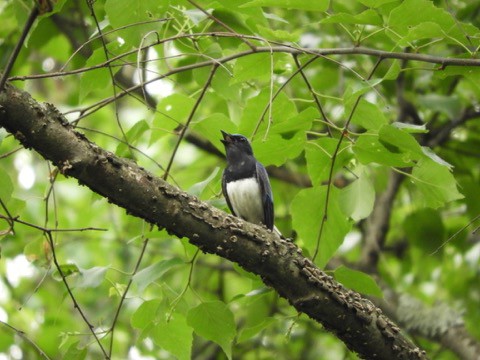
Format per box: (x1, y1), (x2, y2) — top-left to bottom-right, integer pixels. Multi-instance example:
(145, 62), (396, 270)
(1, 0), (479, 359)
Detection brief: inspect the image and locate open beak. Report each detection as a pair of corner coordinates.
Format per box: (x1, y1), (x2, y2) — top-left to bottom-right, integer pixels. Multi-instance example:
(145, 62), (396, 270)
(220, 130), (232, 145)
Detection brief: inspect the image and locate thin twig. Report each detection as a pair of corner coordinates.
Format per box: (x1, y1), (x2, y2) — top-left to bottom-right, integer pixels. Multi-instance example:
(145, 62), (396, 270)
(293, 55), (333, 136)
(60, 17), (172, 72)
(430, 213), (480, 255)
(0, 198), (15, 232)
(163, 64), (219, 180)
(18, 268), (51, 311)
(44, 162), (59, 234)
(45, 231), (109, 358)
(0, 320), (51, 359)
(86, 0), (134, 159)
(10, 33), (480, 83)
(76, 126), (167, 172)
(108, 236), (150, 357)
(167, 249), (200, 319)
(1, 215), (107, 232)
(251, 55), (320, 139)
(0, 146), (23, 159)
(312, 57), (384, 261)
(0, 6), (39, 91)
(137, 31), (159, 109)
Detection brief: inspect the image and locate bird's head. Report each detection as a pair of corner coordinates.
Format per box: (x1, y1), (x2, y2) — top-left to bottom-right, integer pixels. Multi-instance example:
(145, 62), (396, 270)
(221, 130), (254, 157)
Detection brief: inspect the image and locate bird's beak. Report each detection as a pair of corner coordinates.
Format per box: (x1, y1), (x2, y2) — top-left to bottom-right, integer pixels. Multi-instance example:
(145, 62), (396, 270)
(220, 130), (232, 144)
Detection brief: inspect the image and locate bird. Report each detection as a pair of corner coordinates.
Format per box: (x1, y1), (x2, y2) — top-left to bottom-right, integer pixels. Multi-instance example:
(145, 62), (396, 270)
(220, 130), (275, 231)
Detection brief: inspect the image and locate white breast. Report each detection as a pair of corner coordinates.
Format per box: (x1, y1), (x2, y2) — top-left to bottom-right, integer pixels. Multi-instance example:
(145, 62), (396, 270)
(226, 178), (264, 225)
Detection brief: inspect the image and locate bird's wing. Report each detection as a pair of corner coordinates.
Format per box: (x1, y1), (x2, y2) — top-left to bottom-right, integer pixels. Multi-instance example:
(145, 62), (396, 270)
(256, 162), (274, 230)
(222, 170), (236, 216)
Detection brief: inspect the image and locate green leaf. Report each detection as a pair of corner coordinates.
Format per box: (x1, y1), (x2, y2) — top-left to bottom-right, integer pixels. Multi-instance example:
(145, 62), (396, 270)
(358, 0), (398, 8)
(417, 94), (462, 119)
(109, 283), (126, 298)
(421, 147), (453, 169)
(133, 258), (184, 293)
(188, 167), (220, 196)
(305, 138), (352, 186)
(396, 22), (444, 46)
(24, 236), (46, 263)
(126, 120), (150, 142)
(321, 9), (382, 26)
(238, 88), (297, 137)
(79, 43), (119, 101)
(104, 0), (167, 45)
(73, 266), (109, 288)
(210, 65), (242, 102)
(116, 120), (150, 158)
(131, 299), (164, 329)
(238, 317), (275, 343)
(291, 186), (351, 268)
(404, 208), (445, 253)
(0, 168), (13, 203)
(459, 177), (480, 218)
(191, 113), (237, 152)
(268, 107), (317, 135)
(241, 0), (329, 11)
(339, 168), (375, 221)
(411, 158), (464, 208)
(383, 60), (401, 80)
(387, 0), (478, 47)
(0, 3), (20, 40)
(334, 266), (383, 297)
(53, 263), (80, 281)
(34, 33), (71, 63)
(350, 98), (387, 130)
(62, 341), (87, 360)
(152, 314), (193, 360)
(388, 0), (454, 35)
(353, 132), (414, 167)
(343, 78), (383, 106)
(187, 301), (236, 360)
(391, 122), (428, 134)
(183, 8), (209, 25)
(0, 323), (14, 352)
(231, 53), (272, 84)
(151, 94), (195, 144)
(378, 124), (423, 158)
(257, 25), (302, 42)
(253, 132), (305, 166)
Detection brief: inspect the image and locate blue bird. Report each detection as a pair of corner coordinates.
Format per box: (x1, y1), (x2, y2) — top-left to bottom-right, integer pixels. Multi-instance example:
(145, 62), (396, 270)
(221, 130), (275, 231)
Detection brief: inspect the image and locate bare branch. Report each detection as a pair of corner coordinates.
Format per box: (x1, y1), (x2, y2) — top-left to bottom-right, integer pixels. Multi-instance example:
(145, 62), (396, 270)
(45, 230), (109, 358)
(108, 236), (150, 357)
(0, 6), (39, 90)
(0, 320), (51, 360)
(163, 64), (219, 180)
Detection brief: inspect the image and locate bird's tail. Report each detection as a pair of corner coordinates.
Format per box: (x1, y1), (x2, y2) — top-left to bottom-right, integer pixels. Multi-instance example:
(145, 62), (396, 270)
(273, 225), (284, 239)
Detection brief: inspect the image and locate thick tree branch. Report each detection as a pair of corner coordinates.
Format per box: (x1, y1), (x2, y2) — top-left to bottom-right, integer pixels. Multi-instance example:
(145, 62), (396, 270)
(0, 83), (427, 360)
